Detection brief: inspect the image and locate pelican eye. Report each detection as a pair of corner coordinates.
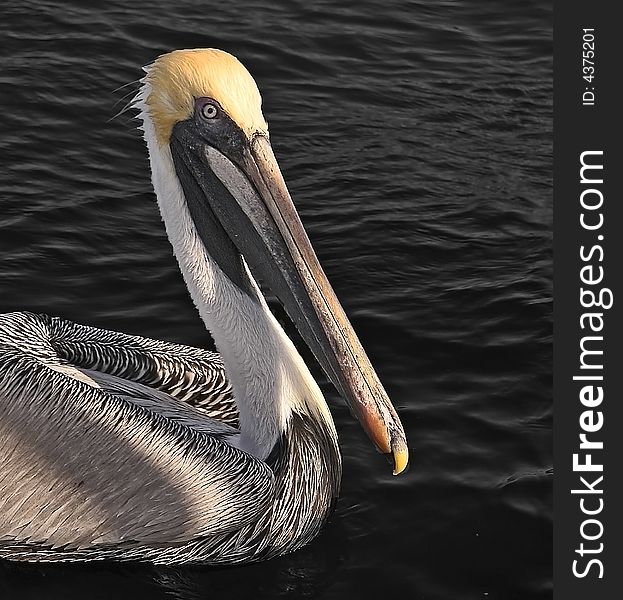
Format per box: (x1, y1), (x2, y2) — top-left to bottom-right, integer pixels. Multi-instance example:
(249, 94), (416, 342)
(200, 103), (218, 120)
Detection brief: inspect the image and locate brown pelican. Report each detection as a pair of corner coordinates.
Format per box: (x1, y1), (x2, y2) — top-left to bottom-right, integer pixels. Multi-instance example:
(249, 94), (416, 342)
(0, 49), (408, 565)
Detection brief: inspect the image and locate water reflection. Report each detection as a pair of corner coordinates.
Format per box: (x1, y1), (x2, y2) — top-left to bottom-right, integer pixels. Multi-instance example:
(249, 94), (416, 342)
(0, 522), (346, 599)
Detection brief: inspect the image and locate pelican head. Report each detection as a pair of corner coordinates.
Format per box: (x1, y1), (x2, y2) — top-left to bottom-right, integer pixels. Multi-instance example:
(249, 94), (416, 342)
(138, 49), (408, 474)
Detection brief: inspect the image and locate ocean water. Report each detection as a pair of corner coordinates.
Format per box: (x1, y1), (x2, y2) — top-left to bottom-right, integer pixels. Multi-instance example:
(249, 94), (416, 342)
(0, 1), (552, 598)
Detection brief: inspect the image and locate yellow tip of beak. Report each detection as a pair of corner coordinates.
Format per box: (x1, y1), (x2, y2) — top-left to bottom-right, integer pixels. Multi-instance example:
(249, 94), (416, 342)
(392, 447), (409, 475)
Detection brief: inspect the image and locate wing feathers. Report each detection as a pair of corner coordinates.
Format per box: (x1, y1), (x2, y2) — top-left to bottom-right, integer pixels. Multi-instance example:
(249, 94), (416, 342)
(47, 316), (237, 423)
(0, 314), (274, 553)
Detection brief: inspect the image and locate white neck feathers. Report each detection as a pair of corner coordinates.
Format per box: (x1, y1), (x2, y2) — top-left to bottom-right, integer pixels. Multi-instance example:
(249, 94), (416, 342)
(136, 90), (334, 460)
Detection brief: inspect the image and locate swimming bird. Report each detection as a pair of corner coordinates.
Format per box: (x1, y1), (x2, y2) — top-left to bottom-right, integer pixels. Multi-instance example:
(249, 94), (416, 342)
(0, 49), (408, 565)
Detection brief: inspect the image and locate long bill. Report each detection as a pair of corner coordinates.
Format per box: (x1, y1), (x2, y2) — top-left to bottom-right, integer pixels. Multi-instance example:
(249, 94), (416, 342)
(172, 129), (409, 475)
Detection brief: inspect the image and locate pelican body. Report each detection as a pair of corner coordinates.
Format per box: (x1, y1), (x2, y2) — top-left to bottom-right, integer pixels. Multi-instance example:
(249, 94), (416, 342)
(0, 49), (407, 564)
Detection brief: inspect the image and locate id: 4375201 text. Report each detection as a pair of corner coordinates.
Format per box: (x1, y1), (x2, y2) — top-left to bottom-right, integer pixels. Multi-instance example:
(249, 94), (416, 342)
(582, 28), (596, 107)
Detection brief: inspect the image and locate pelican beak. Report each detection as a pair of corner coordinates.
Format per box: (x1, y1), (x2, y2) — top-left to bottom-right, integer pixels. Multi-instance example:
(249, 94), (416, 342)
(170, 123), (408, 475)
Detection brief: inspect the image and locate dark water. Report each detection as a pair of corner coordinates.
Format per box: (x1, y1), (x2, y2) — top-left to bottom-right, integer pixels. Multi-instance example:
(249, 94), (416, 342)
(0, 1), (552, 598)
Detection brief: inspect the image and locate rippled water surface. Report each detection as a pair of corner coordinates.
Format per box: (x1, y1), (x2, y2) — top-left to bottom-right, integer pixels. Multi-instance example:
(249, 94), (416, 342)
(0, 1), (552, 598)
